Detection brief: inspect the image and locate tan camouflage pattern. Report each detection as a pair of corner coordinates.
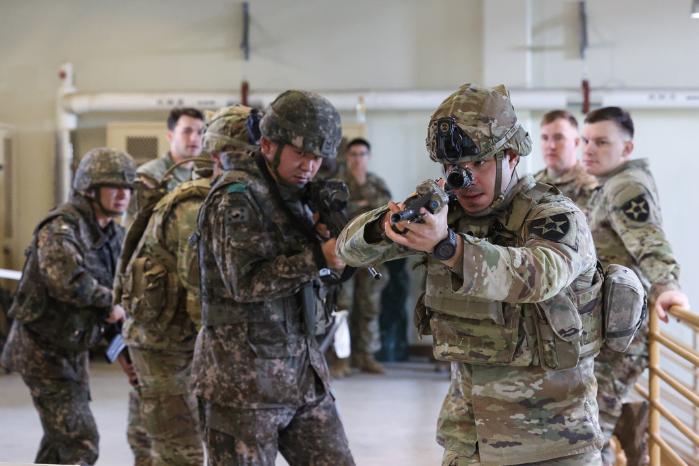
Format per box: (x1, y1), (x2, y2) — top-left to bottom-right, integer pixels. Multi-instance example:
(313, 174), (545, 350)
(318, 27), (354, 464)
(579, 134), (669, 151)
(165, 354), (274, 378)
(137, 152), (193, 191)
(426, 83), (533, 163)
(587, 158), (681, 462)
(127, 389), (153, 466)
(0, 194), (124, 466)
(259, 90), (342, 159)
(203, 105), (257, 169)
(336, 175), (603, 464)
(192, 154), (353, 463)
(337, 171), (392, 354)
(73, 146), (136, 193)
(533, 162), (597, 213)
(129, 347), (203, 466)
(121, 178), (209, 351)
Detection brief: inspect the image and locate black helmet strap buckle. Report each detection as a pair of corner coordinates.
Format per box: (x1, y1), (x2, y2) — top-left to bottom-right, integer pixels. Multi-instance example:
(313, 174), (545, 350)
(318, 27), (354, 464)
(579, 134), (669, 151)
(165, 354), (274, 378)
(435, 117), (480, 162)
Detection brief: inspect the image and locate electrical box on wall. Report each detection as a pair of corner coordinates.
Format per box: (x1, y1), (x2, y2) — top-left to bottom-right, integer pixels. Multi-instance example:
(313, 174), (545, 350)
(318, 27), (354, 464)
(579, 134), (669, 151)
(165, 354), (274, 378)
(106, 122), (169, 165)
(0, 123), (14, 269)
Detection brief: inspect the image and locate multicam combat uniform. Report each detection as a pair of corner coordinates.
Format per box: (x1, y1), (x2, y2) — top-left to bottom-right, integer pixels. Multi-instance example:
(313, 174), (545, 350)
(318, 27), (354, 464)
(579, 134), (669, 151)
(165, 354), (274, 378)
(338, 176), (604, 465)
(117, 178), (209, 466)
(534, 161), (597, 212)
(338, 171), (392, 358)
(192, 153), (354, 466)
(588, 158), (681, 464)
(1, 193), (124, 466)
(137, 152), (194, 191)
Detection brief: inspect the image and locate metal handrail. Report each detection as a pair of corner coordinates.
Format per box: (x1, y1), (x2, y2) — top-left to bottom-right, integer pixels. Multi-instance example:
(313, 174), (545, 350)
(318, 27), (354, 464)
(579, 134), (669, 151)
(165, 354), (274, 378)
(645, 305), (699, 465)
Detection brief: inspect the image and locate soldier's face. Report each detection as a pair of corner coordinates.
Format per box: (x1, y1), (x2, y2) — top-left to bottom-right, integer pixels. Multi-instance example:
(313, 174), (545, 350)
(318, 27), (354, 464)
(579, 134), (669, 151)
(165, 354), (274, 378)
(98, 186), (132, 215)
(168, 115), (204, 162)
(347, 144), (370, 179)
(261, 139), (323, 186)
(582, 121), (633, 176)
(449, 152), (518, 214)
(540, 118), (580, 175)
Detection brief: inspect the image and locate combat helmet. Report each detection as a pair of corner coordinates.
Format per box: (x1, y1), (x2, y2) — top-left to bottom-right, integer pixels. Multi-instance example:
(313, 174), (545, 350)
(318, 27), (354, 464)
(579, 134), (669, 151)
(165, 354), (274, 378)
(259, 90), (342, 159)
(426, 83), (532, 214)
(203, 105), (260, 170)
(73, 147), (136, 194)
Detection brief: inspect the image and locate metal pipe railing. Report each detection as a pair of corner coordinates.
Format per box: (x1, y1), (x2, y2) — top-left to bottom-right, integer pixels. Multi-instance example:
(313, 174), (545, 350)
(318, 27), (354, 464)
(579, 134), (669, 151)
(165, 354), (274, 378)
(643, 305), (699, 465)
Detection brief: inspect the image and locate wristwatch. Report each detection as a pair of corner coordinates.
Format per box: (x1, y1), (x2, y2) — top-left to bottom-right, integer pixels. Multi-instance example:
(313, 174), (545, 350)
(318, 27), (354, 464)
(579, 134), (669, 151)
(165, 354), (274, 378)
(431, 228), (457, 261)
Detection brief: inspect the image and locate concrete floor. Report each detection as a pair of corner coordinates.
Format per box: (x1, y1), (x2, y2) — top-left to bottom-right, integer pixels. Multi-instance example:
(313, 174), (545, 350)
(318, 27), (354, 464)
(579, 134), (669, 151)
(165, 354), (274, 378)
(0, 361), (449, 466)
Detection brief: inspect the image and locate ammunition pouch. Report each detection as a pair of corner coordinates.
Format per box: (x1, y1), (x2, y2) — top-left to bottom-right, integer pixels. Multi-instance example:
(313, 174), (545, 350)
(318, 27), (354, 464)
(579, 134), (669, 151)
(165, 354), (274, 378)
(122, 251), (180, 331)
(602, 264), (646, 353)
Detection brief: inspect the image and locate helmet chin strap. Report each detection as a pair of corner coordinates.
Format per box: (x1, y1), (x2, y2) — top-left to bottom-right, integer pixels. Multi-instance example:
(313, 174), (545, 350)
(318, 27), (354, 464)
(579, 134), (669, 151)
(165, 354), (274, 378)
(467, 152), (519, 217)
(266, 142), (306, 190)
(89, 187), (123, 218)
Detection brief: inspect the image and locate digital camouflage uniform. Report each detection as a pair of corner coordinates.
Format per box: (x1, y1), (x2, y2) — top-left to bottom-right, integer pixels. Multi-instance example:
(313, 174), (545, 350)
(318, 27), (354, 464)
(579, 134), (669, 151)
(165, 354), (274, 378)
(338, 171), (392, 358)
(588, 158), (681, 465)
(192, 91), (354, 466)
(533, 161), (597, 213)
(0, 148), (134, 466)
(337, 84), (604, 465)
(116, 105), (257, 466)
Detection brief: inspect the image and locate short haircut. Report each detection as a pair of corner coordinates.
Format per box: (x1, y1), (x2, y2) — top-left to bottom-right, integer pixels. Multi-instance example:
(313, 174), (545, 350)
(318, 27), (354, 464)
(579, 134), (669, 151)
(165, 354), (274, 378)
(167, 108), (204, 131)
(540, 109), (578, 129)
(346, 137), (371, 152)
(584, 106), (634, 139)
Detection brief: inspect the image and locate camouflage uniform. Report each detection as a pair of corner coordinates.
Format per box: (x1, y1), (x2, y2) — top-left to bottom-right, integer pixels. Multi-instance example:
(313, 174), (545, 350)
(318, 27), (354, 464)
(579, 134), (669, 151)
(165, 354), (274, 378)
(338, 171), (391, 357)
(533, 161), (597, 212)
(137, 152), (194, 191)
(0, 148), (135, 466)
(337, 84), (604, 465)
(116, 105), (257, 466)
(192, 91), (354, 466)
(588, 158), (680, 464)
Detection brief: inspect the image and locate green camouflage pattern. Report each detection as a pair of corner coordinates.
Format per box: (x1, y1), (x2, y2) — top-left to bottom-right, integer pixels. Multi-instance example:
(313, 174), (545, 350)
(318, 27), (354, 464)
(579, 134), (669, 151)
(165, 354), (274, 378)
(0, 194), (124, 466)
(192, 153), (354, 463)
(127, 389), (152, 466)
(426, 83), (533, 163)
(337, 170), (392, 354)
(129, 347), (203, 466)
(588, 158), (681, 461)
(203, 104), (257, 169)
(336, 175), (603, 464)
(259, 90), (342, 159)
(73, 146), (136, 193)
(533, 162), (597, 214)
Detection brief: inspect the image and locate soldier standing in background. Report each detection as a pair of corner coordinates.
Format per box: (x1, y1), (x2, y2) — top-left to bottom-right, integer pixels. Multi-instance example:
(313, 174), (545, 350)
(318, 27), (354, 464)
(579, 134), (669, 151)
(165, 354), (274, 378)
(333, 137), (392, 377)
(192, 90), (354, 465)
(136, 108), (205, 190)
(115, 106), (259, 465)
(337, 83), (604, 465)
(583, 107), (690, 466)
(0, 148), (135, 466)
(535, 109), (597, 210)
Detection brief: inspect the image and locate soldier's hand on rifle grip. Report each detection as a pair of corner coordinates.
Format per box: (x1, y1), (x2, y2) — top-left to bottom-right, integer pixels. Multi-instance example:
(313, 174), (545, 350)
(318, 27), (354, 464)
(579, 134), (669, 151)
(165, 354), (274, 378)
(321, 238), (346, 272)
(106, 304), (126, 324)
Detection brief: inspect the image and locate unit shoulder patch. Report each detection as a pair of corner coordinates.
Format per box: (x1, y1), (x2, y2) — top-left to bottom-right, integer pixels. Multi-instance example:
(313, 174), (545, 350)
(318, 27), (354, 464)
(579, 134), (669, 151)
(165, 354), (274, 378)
(620, 194), (650, 222)
(528, 213), (571, 242)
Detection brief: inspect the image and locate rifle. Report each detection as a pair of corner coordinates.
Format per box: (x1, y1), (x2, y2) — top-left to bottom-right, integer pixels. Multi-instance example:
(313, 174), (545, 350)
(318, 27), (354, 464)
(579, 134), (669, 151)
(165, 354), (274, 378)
(304, 180), (382, 280)
(390, 166), (472, 225)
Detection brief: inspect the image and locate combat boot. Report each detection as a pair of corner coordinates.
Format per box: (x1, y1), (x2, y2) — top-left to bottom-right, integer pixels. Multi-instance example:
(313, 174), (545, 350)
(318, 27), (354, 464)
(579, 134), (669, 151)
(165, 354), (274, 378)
(352, 352), (385, 374)
(329, 357), (351, 379)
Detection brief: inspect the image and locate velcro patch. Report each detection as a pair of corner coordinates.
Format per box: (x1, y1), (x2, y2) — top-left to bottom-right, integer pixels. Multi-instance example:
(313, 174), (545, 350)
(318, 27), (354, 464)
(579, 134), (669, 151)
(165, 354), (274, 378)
(529, 213), (571, 242)
(621, 194), (650, 222)
(225, 204), (250, 224)
(227, 183), (247, 194)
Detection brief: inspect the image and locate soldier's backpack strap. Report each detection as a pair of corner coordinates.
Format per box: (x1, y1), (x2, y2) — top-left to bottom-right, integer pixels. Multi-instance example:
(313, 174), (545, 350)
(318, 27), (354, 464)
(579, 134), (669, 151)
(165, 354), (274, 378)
(504, 182), (552, 233)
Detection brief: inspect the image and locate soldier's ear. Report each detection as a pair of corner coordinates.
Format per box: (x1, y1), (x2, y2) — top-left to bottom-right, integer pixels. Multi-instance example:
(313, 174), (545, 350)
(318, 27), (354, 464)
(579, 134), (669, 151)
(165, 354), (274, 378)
(622, 139), (634, 159)
(260, 137), (274, 157)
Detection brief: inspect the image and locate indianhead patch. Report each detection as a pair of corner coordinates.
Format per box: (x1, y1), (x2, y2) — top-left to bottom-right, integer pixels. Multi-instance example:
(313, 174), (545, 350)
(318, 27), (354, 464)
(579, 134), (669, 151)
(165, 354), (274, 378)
(621, 194), (650, 222)
(529, 213), (572, 242)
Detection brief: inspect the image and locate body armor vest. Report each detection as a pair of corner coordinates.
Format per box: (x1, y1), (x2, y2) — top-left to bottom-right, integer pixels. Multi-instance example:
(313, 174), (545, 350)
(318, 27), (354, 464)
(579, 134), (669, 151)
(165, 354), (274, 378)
(119, 178), (210, 347)
(196, 162), (330, 343)
(425, 180), (603, 371)
(10, 196), (123, 351)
